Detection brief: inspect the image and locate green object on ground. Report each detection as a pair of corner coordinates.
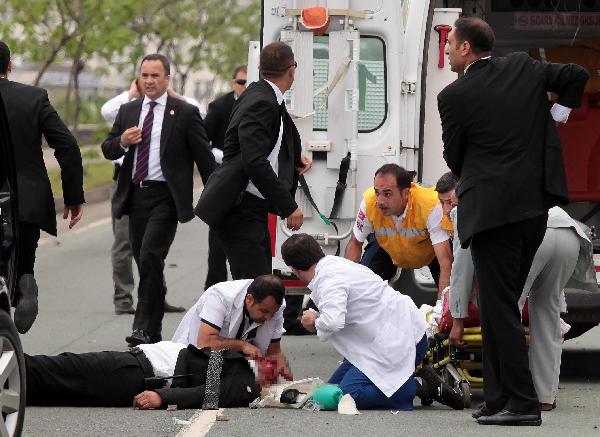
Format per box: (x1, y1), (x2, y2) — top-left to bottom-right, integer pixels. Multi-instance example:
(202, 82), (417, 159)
(310, 385), (343, 410)
(49, 160), (114, 196)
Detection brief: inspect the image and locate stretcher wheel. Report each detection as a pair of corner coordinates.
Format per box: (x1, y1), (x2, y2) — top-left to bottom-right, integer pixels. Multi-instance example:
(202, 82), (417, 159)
(459, 381), (471, 408)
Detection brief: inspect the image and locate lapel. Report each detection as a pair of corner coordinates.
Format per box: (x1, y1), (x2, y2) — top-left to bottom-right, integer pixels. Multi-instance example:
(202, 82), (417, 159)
(121, 100), (144, 174)
(160, 96), (178, 159)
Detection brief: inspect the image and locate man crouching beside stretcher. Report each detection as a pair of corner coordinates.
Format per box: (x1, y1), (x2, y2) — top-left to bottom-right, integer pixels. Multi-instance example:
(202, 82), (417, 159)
(281, 234), (464, 411)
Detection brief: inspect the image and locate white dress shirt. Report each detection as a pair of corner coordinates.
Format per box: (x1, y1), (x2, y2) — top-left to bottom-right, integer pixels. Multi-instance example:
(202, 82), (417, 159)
(245, 79), (284, 199)
(171, 279), (285, 356)
(308, 256), (427, 397)
(137, 341), (187, 387)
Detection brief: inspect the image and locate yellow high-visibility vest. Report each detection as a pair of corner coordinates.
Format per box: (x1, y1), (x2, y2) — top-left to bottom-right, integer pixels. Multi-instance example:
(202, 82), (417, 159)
(441, 214), (454, 239)
(364, 182), (440, 268)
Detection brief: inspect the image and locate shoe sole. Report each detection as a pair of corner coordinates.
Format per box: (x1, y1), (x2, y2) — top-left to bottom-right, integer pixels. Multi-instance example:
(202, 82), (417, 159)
(477, 419), (542, 426)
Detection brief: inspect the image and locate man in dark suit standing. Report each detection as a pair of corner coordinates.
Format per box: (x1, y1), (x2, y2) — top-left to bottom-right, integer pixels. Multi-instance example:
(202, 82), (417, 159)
(438, 18), (588, 426)
(202, 65), (247, 290)
(102, 54), (215, 347)
(196, 42), (309, 284)
(0, 41), (85, 334)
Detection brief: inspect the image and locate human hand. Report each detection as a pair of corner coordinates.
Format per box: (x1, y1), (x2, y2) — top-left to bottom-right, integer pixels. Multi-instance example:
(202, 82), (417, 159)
(286, 208), (303, 231)
(63, 204), (84, 229)
(301, 310), (318, 333)
(128, 79), (141, 100)
(276, 355), (293, 381)
(241, 342), (263, 360)
(120, 127), (142, 146)
(167, 87), (185, 101)
(296, 154), (312, 175)
(449, 318), (465, 348)
(133, 390), (162, 409)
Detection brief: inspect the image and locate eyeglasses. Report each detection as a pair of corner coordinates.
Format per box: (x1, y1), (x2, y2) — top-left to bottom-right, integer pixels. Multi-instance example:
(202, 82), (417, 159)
(234, 79), (247, 85)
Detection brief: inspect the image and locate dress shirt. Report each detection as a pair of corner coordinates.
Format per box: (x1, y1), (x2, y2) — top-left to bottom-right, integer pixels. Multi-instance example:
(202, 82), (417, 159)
(131, 92), (167, 182)
(245, 79), (284, 199)
(138, 341), (187, 387)
(550, 103), (571, 123)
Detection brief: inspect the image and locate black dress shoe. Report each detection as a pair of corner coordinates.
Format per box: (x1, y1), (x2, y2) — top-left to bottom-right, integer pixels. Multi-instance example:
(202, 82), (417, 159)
(477, 410), (542, 426)
(472, 402), (496, 419)
(415, 365), (464, 410)
(164, 301), (186, 313)
(14, 274), (39, 334)
(126, 329), (152, 347)
(115, 305), (135, 315)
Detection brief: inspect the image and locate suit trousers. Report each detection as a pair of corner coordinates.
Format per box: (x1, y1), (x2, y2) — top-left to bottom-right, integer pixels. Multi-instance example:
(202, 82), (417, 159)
(17, 221), (40, 278)
(128, 183), (178, 337)
(25, 350), (147, 406)
(205, 227), (228, 289)
(470, 213), (548, 415)
(518, 227), (579, 404)
(214, 192), (272, 280)
(111, 180), (135, 308)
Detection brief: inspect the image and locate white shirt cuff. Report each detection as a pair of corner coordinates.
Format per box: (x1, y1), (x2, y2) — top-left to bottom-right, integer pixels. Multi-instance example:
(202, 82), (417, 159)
(551, 103), (571, 124)
(211, 147), (223, 164)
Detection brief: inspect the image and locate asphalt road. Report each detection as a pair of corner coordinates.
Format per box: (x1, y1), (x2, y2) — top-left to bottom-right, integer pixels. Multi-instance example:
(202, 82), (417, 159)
(21, 197), (600, 437)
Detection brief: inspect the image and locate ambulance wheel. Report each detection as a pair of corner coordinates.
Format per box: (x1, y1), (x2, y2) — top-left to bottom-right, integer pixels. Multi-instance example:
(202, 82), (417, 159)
(459, 382), (471, 408)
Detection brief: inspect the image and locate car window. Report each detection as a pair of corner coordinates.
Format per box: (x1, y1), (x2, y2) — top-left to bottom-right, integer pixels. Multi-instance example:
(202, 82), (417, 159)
(313, 35), (386, 132)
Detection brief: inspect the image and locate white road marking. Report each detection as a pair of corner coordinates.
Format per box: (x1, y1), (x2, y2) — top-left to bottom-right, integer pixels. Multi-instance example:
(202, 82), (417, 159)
(176, 408), (224, 437)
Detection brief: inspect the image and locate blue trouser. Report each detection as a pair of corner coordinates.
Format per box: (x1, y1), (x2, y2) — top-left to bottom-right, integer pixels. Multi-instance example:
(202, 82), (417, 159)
(328, 334), (428, 410)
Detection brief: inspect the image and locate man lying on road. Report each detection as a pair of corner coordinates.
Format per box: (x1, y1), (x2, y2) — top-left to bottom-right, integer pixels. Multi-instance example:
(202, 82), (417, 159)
(281, 233), (463, 411)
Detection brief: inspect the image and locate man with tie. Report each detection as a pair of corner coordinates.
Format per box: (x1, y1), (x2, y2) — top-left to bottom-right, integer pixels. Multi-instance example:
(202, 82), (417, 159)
(195, 42), (310, 281)
(102, 54), (215, 347)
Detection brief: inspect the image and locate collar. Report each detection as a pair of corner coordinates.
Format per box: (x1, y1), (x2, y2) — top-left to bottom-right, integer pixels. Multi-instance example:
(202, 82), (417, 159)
(464, 56), (491, 74)
(142, 91), (168, 107)
(308, 256), (328, 290)
(265, 79), (284, 105)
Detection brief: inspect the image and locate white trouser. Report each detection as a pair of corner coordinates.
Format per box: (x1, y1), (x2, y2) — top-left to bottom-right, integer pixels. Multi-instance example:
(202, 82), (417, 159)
(519, 227), (579, 404)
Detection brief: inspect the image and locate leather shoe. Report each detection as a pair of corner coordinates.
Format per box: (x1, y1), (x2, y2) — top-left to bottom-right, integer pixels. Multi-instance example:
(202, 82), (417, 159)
(126, 329), (152, 347)
(540, 401), (556, 411)
(164, 301), (186, 313)
(115, 305), (135, 315)
(472, 402), (496, 419)
(415, 365), (464, 410)
(477, 410), (542, 426)
(14, 274), (39, 334)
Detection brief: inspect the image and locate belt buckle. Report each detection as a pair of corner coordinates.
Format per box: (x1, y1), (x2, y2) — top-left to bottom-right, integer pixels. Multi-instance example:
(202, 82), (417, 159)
(139, 180), (145, 188)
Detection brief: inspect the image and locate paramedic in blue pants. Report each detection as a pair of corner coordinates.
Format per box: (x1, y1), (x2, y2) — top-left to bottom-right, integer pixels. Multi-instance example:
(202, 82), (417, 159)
(280, 233), (463, 410)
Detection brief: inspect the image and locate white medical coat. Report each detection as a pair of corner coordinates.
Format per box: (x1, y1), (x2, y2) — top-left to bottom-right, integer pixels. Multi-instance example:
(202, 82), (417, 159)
(309, 256), (427, 397)
(171, 280), (285, 355)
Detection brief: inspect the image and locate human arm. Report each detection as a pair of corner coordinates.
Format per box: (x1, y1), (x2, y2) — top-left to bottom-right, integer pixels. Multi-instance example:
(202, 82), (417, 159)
(345, 235), (364, 263)
(196, 322), (262, 359)
(533, 56), (589, 108)
(427, 204), (452, 297)
(296, 154), (312, 175)
(100, 90), (133, 125)
(438, 89), (466, 176)
(307, 282), (349, 342)
(133, 390), (162, 409)
(101, 106), (132, 160)
(185, 107), (216, 184)
(345, 200), (372, 262)
(265, 341), (293, 380)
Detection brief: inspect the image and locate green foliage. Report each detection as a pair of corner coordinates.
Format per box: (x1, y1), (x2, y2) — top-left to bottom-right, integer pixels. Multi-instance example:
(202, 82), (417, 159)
(48, 160), (114, 196)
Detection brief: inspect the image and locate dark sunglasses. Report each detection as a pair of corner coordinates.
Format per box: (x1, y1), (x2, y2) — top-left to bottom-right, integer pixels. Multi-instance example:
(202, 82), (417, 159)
(234, 79), (247, 85)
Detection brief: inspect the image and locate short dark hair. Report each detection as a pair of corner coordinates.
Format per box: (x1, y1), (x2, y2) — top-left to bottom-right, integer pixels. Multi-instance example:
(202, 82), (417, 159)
(247, 274), (285, 306)
(0, 41), (10, 75)
(233, 65), (247, 79)
(454, 17), (495, 54)
(281, 234), (325, 271)
(140, 53), (170, 75)
(259, 42), (294, 79)
(435, 172), (459, 194)
(374, 164), (415, 190)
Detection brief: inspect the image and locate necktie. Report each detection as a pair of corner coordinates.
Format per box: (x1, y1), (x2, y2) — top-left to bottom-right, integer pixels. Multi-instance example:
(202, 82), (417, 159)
(132, 101), (157, 185)
(202, 349), (224, 410)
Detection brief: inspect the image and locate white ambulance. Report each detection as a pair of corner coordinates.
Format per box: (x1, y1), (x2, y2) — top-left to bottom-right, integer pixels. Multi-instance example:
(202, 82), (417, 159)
(252, 0), (600, 338)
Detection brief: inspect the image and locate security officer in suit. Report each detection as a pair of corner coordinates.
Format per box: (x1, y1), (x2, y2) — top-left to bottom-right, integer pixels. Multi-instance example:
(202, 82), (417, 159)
(102, 54), (215, 347)
(202, 65), (248, 290)
(0, 41), (85, 334)
(438, 17), (588, 426)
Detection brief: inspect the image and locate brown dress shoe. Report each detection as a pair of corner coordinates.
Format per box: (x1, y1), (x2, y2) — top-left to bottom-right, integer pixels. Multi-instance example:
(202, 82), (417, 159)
(540, 401), (556, 411)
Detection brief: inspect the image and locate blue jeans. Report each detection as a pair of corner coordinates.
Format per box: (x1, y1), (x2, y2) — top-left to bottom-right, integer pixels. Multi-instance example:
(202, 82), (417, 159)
(328, 334), (428, 410)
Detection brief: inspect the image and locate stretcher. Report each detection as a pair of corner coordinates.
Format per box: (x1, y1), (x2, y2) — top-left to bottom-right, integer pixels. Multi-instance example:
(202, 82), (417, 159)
(422, 326), (530, 408)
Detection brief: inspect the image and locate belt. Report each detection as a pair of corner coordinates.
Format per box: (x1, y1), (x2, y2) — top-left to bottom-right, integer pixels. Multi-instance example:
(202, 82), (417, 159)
(133, 180), (167, 188)
(129, 347), (157, 386)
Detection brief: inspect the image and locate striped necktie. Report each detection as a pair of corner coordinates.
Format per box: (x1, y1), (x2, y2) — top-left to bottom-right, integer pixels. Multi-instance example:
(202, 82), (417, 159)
(132, 101), (157, 185)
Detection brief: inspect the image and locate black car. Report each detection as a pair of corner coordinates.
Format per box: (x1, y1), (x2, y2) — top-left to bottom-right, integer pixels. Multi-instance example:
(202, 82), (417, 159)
(0, 92), (26, 436)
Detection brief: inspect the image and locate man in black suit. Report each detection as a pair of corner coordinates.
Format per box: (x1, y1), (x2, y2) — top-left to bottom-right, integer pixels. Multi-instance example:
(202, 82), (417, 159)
(26, 342), (259, 409)
(196, 42), (309, 280)
(438, 18), (588, 426)
(202, 65), (247, 290)
(0, 41), (85, 334)
(102, 54), (215, 347)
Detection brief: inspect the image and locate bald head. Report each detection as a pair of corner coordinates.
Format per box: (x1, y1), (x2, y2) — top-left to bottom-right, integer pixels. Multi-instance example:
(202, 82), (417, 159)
(453, 17), (495, 55)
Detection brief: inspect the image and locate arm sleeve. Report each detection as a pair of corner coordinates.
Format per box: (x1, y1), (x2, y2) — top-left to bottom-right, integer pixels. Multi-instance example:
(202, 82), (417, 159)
(352, 199), (374, 242)
(427, 204), (450, 245)
(184, 96), (206, 118)
(314, 279), (349, 342)
(39, 91), (85, 206)
(101, 106), (128, 161)
(449, 209), (473, 318)
(270, 301), (286, 340)
(532, 56), (589, 108)
(185, 108), (216, 184)
(438, 90), (467, 176)
(198, 292), (228, 333)
(100, 91), (130, 125)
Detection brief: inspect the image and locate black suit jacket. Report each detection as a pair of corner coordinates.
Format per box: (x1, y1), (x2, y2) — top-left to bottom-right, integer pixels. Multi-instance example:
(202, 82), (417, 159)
(0, 79), (84, 236)
(195, 79), (302, 227)
(155, 346), (259, 409)
(438, 53), (588, 247)
(203, 91), (236, 149)
(101, 95), (215, 222)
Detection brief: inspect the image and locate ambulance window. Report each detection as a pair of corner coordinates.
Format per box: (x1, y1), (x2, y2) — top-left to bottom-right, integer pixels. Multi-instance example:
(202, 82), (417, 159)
(313, 36), (386, 132)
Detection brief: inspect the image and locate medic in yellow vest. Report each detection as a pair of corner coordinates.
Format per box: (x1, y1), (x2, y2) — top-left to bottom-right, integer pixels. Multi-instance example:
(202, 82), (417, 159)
(345, 164), (453, 298)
